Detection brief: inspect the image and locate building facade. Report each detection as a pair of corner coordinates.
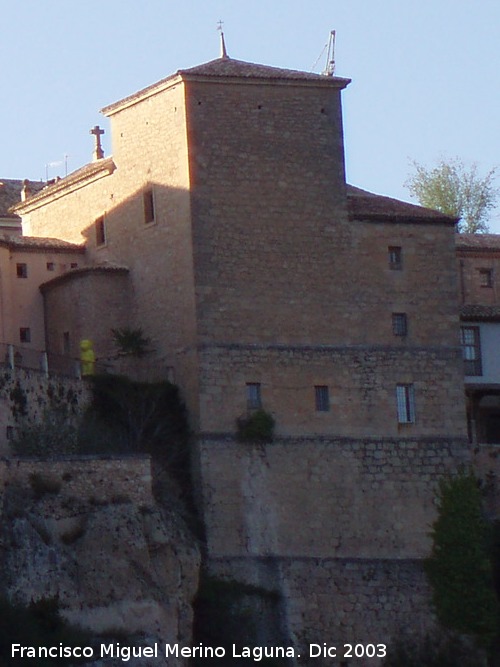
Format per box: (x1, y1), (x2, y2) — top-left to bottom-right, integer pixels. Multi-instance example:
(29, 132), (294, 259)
(7, 54), (475, 657)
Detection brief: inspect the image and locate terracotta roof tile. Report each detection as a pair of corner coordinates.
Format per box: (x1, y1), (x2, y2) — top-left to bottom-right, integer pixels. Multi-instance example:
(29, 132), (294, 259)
(179, 57), (350, 85)
(346, 185), (458, 224)
(10, 158), (116, 214)
(0, 234), (85, 252)
(455, 233), (500, 251)
(40, 264), (129, 292)
(102, 57), (350, 116)
(0, 179), (44, 218)
(461, 305), (500, 321)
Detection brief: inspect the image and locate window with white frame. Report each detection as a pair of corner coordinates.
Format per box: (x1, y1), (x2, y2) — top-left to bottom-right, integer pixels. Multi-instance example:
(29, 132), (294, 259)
(460, 326), (482, 376)
(396, 384), (415, 424)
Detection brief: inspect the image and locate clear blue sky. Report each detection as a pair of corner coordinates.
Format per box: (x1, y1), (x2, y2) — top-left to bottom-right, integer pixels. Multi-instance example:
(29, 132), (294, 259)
(2, 0), (499, 228)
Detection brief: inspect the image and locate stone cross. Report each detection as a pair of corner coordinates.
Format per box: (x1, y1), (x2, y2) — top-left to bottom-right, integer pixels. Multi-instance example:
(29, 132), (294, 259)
(90, 125), (105, 161)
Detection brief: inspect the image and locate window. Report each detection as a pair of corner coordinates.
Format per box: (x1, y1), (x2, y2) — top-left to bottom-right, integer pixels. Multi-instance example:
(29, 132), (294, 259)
(246, 383), (262, 410)
(16, 263), (28, 278)
(143, 187), (155, 224)
(315, 385), (330, 412)
(388, 246), (402, 270)
(392, 312), (408, 336)
(70, 262), (78, 269)
(46, 262), (55, 271)
(396, 384), (415, 424)
(95, 216), (106, 246)
(461, 326), (482, 376)
(19, 327), (31, 343)
(479, 268), (493, 288)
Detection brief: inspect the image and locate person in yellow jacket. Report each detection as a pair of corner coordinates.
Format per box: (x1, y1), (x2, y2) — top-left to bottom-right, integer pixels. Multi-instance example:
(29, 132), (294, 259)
(80, 339), (95, 376)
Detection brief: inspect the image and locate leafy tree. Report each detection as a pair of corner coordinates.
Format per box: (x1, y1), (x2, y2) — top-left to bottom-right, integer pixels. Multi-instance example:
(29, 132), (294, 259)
(425, 470), (499, 652)
(405, 158), (498, 233)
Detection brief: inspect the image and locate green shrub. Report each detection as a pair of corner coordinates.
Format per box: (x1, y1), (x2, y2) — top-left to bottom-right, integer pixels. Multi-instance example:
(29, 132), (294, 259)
(425, 470), (499, 649)
(236, 410), (275, 443)
(383, 633), (484, 666)
(0, 596), (92, 666)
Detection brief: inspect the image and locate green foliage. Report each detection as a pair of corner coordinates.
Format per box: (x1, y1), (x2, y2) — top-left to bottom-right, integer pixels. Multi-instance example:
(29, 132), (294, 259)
(111, 327), (152, 357)
(9, 382), (27, 419)
(79, 375), (192, 500)
(11, 407), (79, 458)
(383, 633), (484, 666)
(237, 409), (275, 443)
(80, 374), (188, 455)
(192, 575), (285, 666)
(425, 470), (500, 648)
(405, 158), (498, 233)
(0, 596), (92, 666)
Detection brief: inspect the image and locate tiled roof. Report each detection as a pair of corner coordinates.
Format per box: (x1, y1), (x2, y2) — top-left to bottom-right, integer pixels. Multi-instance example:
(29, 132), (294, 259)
(40, 263), (129, 292)
(179, 57), (351, 84)
(455, 233), (500, 251)
(461, 305), (500, 321)
(0, 234), (84, 253)
(0, 179), (45, 218)
(10, 158), (116, 214)
(102, 57), (350, 116)
(346, 185), (459, 224)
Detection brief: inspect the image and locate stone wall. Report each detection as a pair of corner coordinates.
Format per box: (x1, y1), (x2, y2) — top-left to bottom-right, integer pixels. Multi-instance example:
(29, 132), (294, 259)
(0, 454), (153, 506)
(198, 434), (470, 664)
(199, 436), (470, 561)
(209, 555), (435, 667)
(198, 345), (467, 438)
(0, 366), (89, 454)
(41, 267), (131, 360)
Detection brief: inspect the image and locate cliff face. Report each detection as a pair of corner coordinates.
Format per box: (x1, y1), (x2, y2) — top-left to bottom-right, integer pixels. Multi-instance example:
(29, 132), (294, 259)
(0, 457), (200, 666)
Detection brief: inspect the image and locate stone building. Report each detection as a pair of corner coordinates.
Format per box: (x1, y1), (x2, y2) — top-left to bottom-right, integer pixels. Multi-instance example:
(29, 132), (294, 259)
(457, 233), (500, 444)
(8, 52), (473, 657)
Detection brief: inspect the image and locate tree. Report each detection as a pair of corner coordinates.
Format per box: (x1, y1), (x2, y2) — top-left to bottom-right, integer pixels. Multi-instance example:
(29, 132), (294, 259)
(405, 158), (498, 233)
(425, 471), (499, 653)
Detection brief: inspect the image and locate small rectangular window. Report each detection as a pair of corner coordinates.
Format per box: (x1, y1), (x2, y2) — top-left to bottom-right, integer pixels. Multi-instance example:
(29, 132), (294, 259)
(46, 262), (55, 271)
(315, 385), (330, 412)
(16, 263), (28, 278)
(392, 313), (408, 336)
(19, 327), (31, 343)
(246, 383), (262, 410)
(95, 216), (106, 246)
(70, 262), (78, 269)
(461, 326), (482, 376)
(6, 425), (14, 440)
(479, 268), (493, 288)
(388, 246), (402, 270)
(396, 384), (415, 424)
(143, 188), (155, 224)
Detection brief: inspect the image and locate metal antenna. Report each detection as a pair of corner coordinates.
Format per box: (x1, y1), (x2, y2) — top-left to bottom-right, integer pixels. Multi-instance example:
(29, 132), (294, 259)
(323, 30), (336, 76)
